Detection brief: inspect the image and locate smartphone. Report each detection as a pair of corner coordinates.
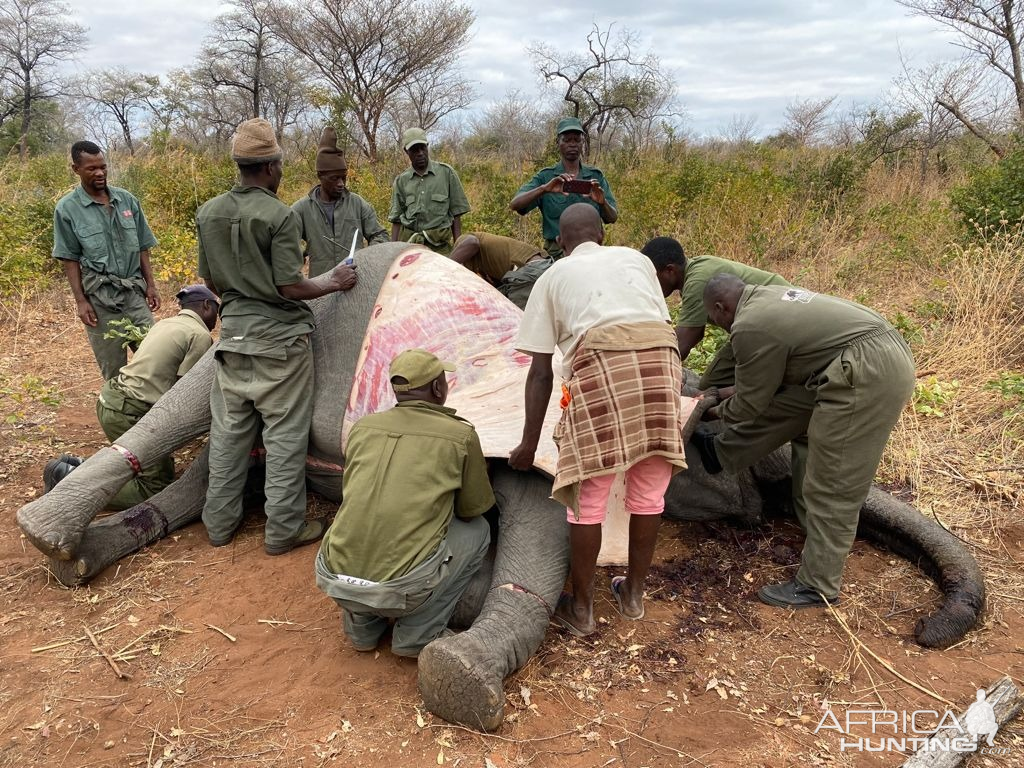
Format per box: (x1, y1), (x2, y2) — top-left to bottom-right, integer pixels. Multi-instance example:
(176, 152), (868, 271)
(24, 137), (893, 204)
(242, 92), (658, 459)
(563, 178), (594, 195)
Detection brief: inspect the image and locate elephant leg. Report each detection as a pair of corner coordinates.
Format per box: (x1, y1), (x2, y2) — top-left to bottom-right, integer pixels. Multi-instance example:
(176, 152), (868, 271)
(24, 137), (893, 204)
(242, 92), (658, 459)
(19, 357), (215, 560)
(856, 486), (985, 648)
(19, 449), (138, 561)
(47, 449), (210, 586)
(418, 465), (569, 731)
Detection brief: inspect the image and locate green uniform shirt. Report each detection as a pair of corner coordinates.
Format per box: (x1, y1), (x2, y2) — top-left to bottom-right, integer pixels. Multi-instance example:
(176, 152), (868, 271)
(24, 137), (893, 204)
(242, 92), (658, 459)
(678, 255), (791, 328)
(110, 309), (212, 405)
(388, 160), (470, 232)
(321, 400), (495, 583)
(515, 161), (617, 241)
(52, 184), (158, 276)
(292, 186), (388, 277)
(723, 285), (898, 425)
(196, 185), (313, 352)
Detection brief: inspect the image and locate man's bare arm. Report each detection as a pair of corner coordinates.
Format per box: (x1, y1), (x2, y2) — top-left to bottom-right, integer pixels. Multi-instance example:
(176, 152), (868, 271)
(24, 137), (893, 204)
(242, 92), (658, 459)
(61, 260), (97, 327)
(278, 263), (358, 301)
(139, 249), (161, 311)
(676, 325), (705, 362)
(508, 352), (554, 470)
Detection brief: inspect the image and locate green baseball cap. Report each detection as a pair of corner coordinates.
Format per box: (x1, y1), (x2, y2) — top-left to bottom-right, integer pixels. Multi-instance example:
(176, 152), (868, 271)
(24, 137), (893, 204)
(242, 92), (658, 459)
(389, 349), (455, 391)
(402, 127), (428, 150)
(556, 117), (584, 135)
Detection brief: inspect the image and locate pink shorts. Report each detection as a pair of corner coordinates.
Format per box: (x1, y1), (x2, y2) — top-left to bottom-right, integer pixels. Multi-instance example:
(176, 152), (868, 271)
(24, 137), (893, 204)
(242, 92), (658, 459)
(569, 455), (673, 525)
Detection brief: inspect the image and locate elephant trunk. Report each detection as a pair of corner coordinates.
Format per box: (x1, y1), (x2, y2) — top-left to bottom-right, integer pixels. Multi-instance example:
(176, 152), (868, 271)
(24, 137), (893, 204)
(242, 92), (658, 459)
(856, 486), (985, 648)
(418, 465), (569, 731)
(47, 448), (210, 586)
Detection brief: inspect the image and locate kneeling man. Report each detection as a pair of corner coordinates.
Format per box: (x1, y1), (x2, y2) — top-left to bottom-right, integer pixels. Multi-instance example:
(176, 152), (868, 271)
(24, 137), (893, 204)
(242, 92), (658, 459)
(315, 349), (494, 657)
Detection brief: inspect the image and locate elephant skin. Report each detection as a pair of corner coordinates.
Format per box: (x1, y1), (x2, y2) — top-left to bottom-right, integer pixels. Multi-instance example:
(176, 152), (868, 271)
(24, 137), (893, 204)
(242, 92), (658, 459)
(17, 243), (985, 732)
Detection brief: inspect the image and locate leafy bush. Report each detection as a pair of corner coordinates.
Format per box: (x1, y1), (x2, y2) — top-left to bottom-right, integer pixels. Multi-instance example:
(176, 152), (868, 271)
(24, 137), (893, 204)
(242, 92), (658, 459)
(951, 141), (1024, 237)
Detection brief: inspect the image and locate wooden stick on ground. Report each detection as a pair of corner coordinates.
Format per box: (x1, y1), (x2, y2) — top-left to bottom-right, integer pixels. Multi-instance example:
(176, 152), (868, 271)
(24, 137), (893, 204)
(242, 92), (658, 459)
(206, 623), (237, 642)
(901, 676), (1022, 768)
(83, 625), (132, 681)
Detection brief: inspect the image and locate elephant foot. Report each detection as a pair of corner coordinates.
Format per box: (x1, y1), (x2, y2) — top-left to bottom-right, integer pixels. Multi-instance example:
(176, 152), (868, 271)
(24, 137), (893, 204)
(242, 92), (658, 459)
(18, 519), (78, 562)
(418, 584), (552, 731)
(418, 629), (506, 731)
(46, 555), (91, 587)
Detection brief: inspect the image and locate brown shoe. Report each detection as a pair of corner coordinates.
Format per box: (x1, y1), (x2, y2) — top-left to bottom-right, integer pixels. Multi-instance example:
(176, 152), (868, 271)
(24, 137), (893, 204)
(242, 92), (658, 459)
(265, 520), (325, 556)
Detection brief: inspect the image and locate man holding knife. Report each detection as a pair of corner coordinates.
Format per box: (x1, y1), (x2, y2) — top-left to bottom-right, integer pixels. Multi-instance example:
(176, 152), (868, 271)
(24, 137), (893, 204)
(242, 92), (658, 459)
(293, 125), (388, 277)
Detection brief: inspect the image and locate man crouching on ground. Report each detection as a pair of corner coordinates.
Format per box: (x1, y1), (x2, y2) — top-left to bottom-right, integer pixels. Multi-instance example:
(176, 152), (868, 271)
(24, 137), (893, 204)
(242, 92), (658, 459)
(508, 203), (687, 636)
(315, 349), (494, 657)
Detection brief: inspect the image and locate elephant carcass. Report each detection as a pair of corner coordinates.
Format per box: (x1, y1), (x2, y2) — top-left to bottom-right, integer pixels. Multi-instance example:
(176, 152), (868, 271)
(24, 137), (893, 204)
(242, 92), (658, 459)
(16, 244), (985, 733)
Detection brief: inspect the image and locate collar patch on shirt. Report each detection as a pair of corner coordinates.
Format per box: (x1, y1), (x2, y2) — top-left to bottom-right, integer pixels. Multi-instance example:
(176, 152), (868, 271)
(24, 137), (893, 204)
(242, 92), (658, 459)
(781, 288), (815, 304)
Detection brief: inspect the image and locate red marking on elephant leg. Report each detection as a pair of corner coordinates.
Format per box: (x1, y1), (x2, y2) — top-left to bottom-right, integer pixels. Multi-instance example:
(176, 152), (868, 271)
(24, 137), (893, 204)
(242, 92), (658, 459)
(399, 253), (420, 266)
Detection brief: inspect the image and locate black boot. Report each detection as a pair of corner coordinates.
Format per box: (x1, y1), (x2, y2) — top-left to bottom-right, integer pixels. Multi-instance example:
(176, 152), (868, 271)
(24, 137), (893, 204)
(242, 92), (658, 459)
(43, 454), (84, 493)
(689, 430), (722, 475)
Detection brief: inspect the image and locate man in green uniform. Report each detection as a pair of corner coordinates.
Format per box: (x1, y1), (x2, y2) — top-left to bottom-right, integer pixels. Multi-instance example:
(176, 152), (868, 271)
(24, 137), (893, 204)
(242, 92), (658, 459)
(42, 285), (219, 501)
(509, 117), (618, 259)
(53, 140), (161, 380)
(388, 128), (470, 256)
(448, 231), (553, 310)
(197, 118), (358, 556)
(95, 285), (219, 508)
(315, 349), (493, 657)
(292, 125), (388, 277)
(640, 236), (791, 390)
(693, 275), (916, 608)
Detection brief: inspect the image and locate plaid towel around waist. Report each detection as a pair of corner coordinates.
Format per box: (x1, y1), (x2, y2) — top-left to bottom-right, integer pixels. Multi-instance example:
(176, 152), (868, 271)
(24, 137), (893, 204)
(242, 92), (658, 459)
(552, 321), (687, 510)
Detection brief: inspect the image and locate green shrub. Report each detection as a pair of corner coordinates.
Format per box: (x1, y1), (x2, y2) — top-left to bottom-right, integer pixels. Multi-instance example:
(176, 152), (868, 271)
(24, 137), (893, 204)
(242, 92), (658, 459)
(951, 141), (1024, 238)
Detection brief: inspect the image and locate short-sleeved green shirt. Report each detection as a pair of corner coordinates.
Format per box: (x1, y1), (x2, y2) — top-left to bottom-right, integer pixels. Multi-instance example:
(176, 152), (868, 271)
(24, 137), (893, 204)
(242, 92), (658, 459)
(111, 309), (212, 405)
(514, 161), (617, 241)
(677, 255), (791, 328)
(292, 186), (388, 277)
(52, 185), (158, 277)
(196, 185), (313, 343)
(387, 160), (470, 232)
(321, 400), (495, 583)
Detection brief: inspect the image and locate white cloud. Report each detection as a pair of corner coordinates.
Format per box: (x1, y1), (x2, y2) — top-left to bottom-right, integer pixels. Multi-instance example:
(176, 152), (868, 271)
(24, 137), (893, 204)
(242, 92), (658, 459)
(58, 0), (960, 138)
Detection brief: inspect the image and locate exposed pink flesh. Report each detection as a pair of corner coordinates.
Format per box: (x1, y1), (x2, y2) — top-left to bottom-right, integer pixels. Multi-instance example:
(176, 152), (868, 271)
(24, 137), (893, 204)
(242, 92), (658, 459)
(344, 248), (699, 564)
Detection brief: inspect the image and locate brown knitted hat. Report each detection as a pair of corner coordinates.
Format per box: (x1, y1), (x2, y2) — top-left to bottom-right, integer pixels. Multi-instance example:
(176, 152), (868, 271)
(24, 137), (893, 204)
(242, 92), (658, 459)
(231, 118), (282, 163)
(315, 125), (347, 172)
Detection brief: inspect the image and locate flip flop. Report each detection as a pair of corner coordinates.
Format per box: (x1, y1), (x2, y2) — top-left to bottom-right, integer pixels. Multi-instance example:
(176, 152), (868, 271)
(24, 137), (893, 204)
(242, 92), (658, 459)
(551, 593), (596, 638)
(610, 576), (644, 620)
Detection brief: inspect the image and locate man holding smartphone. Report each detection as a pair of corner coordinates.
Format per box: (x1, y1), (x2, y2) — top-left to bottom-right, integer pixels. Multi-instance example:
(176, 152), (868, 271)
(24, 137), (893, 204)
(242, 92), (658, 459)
(509, 117), (618, 259)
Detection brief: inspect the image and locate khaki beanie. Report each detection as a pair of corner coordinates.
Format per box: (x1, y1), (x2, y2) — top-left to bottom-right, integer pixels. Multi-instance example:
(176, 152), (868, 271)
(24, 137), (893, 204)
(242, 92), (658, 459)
(231, 118), (282, 163)
(315, 125), (347, 172)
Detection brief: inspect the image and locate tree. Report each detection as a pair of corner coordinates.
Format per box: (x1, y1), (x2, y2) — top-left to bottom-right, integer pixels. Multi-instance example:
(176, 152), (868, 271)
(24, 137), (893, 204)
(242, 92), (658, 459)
(269, 0), (474, 161)
(781, 96), (837, 147)
(79, 67), (159, 154)
(196, 0), (281, 122)
(0, 0), (86, 159)
(897, 0), (1024, 157)
(528, 23), (678, 154)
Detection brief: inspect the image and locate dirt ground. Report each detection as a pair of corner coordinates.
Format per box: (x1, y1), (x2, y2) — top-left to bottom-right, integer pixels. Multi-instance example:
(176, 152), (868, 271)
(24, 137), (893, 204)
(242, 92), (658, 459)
(1, 290), (1022, 768)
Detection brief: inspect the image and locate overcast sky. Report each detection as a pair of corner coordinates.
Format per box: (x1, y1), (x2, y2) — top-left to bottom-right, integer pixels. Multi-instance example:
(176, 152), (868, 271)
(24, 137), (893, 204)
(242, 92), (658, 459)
(61, 0), (959, 137)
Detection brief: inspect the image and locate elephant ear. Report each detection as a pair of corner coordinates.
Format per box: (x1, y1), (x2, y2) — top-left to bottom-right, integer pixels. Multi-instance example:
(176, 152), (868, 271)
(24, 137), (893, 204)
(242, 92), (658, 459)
(343, 248), (564, 476)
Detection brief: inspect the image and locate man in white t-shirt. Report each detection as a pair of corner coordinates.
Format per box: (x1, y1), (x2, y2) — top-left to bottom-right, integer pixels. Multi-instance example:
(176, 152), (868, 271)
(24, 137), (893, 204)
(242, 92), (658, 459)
(509, 203), (686, 636)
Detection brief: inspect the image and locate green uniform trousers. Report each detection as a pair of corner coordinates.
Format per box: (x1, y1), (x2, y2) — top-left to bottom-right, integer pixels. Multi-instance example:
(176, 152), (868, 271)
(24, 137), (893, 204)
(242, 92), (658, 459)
(86, 290), (154, 381)
(715, 330), (915, 597)
(95, 381), (174, 510)
(203, 339), (313, 548)
(497, 257), (553, 311)
(317, 516), (489, 657)
(398, 225), (454, 256)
